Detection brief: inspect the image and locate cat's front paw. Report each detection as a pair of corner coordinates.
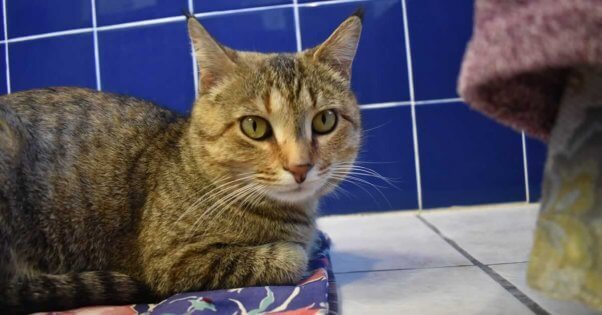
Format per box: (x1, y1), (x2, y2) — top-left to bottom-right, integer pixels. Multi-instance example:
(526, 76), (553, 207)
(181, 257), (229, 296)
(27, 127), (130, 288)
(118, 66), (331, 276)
(270, 242), (309, 284)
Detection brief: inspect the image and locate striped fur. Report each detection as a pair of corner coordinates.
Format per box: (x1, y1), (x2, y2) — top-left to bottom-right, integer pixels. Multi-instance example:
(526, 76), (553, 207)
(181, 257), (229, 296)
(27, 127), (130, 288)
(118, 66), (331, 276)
(0, 271), (154, 314)
(0, 13), (362, 313)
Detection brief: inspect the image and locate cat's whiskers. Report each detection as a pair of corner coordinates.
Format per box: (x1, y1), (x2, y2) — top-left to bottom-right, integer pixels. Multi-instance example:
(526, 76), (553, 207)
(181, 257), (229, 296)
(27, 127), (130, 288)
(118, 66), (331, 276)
(174, 173), (255, 225)
(195, 183), (254, 221)
(188, 182), (265, 236)
(173, 174), (231, 223)
(330, 166), (388, 187)
(193, 180), (261, 224)
(324, 162), (398, 207)
(332, 163), (400, 188)
(226, 184), (268, 240)
(205, 183), (259, 219)
(332, 170), (392, 187)
(241, 184), (266, 211)
(328, 174), (382, 205)
(180, 172), (253, 207)
(230, 184), (266, 224)
(322, 180), (352, 199)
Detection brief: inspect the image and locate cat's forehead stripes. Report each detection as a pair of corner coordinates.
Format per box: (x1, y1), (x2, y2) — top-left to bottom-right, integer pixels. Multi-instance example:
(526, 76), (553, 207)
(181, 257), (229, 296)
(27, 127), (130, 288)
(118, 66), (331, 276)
(262, 90), (271, 114)
(265, 55), (308, 109)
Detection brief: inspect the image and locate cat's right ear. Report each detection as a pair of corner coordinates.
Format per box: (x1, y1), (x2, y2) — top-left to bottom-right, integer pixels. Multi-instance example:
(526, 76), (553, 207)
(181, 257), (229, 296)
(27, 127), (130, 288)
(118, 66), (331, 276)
(187, 15), (237, 93)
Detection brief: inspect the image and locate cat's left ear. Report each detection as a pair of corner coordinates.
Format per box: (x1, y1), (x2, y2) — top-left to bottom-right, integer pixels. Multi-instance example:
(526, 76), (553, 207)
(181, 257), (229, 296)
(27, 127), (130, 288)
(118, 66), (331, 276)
(186, 14), (237, 93)
(308, 9), (363, 80)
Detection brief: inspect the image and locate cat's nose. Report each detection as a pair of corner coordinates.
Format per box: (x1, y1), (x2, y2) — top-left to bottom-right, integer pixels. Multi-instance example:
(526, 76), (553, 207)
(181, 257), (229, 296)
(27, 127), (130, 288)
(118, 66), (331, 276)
(284, 164), (313, 184)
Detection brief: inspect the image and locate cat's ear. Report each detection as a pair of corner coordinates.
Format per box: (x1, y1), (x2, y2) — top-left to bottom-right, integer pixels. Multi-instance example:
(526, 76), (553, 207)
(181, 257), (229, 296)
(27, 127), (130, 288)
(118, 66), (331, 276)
(187, 15), (237, 93)
(309, 9), (363, 80)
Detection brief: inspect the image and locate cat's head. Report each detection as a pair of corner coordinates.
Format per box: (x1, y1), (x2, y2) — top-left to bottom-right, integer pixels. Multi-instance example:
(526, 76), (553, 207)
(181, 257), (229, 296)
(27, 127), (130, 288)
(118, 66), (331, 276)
(186, 12), (362, 204)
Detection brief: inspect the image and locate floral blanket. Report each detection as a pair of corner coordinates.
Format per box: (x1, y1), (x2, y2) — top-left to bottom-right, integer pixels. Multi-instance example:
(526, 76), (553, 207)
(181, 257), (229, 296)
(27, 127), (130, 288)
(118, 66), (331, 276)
(38, 232), (337, 315)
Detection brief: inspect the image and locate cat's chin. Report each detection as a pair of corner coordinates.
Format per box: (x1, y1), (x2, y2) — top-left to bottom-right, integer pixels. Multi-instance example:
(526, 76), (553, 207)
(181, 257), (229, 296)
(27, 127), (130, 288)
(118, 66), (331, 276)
(265, 184), (322, 204)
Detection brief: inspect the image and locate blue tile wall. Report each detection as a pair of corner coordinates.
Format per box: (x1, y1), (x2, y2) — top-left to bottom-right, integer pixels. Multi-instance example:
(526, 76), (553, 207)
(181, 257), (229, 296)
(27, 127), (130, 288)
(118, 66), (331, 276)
(417, 102), (525, 208)
(407, 0), (473, 100)
(0, 44), (6, 95)
(99, 22), (194, 114)
(1, 0), (548, 214)
(526, 138), (547, 202)
(7, 0), (92, 38)
(10, 34), (96, 92)
(96, 0), (187, 26)
(0, 3), (4, 41)
(199, 8), (296, 53)
(195, 0), (291, 13)
(300, 0), (409, 104)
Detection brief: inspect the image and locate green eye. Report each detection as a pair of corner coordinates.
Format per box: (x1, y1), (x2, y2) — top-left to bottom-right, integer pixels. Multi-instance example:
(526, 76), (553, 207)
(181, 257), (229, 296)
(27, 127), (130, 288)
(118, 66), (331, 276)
(312, 109), (337, 135)
(240, 116), (272, 140)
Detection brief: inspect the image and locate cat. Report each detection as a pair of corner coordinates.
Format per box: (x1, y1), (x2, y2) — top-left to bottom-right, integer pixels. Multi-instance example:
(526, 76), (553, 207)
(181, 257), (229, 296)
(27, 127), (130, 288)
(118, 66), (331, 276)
(0, 10), (363, 314)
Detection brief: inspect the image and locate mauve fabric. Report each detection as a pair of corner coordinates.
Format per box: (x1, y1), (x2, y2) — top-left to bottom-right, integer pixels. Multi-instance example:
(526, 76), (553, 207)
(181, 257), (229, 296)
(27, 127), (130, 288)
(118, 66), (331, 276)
(458, 0), (602, 141)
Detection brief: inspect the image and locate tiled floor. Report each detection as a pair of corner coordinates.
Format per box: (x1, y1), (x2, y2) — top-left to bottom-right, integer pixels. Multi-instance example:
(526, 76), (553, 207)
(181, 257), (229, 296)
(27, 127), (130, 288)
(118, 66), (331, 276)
(317, 203), (601, 315)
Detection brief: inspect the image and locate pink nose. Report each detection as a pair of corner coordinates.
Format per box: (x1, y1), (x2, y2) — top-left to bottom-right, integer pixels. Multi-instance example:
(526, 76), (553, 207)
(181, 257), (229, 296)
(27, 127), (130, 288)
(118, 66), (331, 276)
(284, 164), (313, 184)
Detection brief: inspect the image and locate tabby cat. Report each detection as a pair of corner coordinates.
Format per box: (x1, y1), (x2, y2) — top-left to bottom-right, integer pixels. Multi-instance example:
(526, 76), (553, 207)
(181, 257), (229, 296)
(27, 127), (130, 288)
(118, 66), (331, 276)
(0, 11), (363, 314)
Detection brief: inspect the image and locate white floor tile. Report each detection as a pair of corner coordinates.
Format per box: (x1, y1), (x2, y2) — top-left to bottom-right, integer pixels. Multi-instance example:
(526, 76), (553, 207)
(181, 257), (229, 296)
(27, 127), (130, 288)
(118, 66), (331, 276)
(337, 266), (534, 315)
(491, 263), (601, 315)
(420, 204), (539, 264)
(318, 212), (471, 273)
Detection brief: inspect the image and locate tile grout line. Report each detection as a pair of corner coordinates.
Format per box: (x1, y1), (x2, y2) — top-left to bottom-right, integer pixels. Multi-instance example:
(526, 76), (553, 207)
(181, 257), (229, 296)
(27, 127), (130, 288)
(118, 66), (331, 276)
(334, 263), (475, 275)
(5, 28), (94, 44)
(487, 261), (530, 266)
(293, 0), (302, 52)
(521, 132), (531, 203)
(299, 0), (367, 8)
(194, 3), (293, 19)
(360, 101), (412, 110)
(188, 0), (199, 99)
(2, 0), (10, 94)
(414, 97), (462, 105)
(358, 98), (463, 110)
(97, 16), (184, 32)
(416, 215), (550, 315)
(400, 0), (423, 210)
(91, 0), (102, 91)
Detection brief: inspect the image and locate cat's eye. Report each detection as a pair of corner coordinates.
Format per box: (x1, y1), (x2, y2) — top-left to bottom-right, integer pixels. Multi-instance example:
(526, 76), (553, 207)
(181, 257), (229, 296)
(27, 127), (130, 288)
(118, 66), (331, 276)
(240, 116), (272, 140)
(312, 109), (338, 135)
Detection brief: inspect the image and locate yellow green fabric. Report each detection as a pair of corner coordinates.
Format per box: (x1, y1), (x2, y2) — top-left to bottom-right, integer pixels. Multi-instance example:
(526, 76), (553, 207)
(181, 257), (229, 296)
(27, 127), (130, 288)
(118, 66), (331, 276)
(527, 68), (602, 311)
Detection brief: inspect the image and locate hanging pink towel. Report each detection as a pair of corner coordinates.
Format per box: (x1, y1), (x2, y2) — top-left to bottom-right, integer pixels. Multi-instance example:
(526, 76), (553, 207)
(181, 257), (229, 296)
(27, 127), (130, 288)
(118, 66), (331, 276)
(458, 0), (602, 141)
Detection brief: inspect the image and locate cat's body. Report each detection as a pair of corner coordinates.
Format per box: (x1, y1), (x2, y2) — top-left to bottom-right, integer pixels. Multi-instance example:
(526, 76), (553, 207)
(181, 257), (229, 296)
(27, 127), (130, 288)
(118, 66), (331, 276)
(0, 87), (314, 311)
(0, 87), (184, 279)
(0, 12), (363, 314)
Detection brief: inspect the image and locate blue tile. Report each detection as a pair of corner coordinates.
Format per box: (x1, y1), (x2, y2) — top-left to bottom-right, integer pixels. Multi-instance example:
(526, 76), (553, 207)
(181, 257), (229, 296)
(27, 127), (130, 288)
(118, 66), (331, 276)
(0, 44), (6, 95)
(96, 0), (187, 26)
(199, 8), (296, 52)
(320, 106), (418, 215)
(300, 0), (409, 105)
(407, 0), (473, 100)
(0, 2), (4, 40)
(526, 137), (547, 202)
(99, 22), (195, 114)
(10, 34), (96, 92)
(7, 0), (92, 38)
(195, 0), (291, 13)
(417, 103), (525, 208)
